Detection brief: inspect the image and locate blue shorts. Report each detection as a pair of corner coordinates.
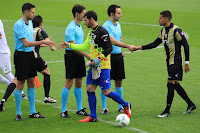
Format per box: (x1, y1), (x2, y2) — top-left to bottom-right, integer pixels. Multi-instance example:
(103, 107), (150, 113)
(86, 69), (111, 90)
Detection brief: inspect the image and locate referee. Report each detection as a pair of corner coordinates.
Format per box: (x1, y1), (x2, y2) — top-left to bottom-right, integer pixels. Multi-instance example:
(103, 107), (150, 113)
(135, 10), (196, 117)
(60, 5), (89, 118)
(101, 5), (135, 114)
(14, 3), (56, 121)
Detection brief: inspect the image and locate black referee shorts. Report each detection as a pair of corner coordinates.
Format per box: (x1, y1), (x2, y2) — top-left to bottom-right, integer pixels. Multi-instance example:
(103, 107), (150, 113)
(14, 50), (37, 80)
(110, 53), (125, 80)
(167, 64), (183, 81)
(64, 50), (86, 79)
(36, 57), (48, 73)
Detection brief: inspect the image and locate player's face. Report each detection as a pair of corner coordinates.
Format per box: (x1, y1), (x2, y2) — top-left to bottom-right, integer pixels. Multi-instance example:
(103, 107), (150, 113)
(79, 9), (86, 21)
(114, 8), (122, 21)
(27, 8), (35, 20)
(158, 15), (167, 26)
(84, 16), (91, 28)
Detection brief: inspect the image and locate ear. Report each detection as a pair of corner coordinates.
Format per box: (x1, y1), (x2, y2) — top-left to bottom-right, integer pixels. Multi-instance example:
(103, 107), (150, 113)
(111, 13), (114, 16)
(75, 12), (79, 17)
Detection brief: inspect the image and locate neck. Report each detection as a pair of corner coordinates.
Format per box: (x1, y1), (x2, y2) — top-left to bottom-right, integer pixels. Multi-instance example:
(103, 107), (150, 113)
(109, 17), (116, 25)
(74, 18), (81, 26)
(91, 22), (98, 29)
(22, 15), (29, 24)
(164, 22), (171, 28)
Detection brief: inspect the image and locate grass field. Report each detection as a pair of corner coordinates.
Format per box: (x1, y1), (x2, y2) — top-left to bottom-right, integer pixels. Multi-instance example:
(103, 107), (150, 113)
(0, 0), (200, 132)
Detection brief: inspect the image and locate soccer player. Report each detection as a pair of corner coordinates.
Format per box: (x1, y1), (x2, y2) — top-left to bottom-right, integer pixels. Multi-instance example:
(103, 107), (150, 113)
(0, 19), (14, 86)
(58, 10), (131, 122)
(0, 19), (25, 111)
(60, 5), (90, 118)
(101, 4), (135, 114)
(135, 10), (196, 117)
(13, 3), (56, 121)
(32, 15), (57, 103)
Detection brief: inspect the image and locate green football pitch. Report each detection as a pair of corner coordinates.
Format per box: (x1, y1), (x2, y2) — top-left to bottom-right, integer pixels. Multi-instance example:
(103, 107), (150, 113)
(0, 0), (200, 132)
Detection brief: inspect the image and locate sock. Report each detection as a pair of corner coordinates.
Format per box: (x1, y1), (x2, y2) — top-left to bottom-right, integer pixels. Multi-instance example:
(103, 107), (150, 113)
(87, 91), (97, 119)
(4, 72), (14, 83)
(175, 83), (194, 106)
(115, 87), (123, 109)
(165, 83), (175, 112)
(107, 91), (128, 108)
(14, 89), (22, 115)
(43, 74), (50, 98)
(74, 87), (82, 111)
(27, 88), (36, 114)
(100, 90), (107, 109)
(61, 87), (70, 112)
(0, 74), (10, 85)
(3, 83), (16, 102)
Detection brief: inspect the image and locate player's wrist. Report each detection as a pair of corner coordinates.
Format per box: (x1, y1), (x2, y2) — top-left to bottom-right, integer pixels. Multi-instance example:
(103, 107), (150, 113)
(185, 61), (189, 64)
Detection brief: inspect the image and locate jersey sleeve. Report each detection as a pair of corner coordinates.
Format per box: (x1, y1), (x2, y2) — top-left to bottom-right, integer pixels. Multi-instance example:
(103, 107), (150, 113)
(103, 25), (113, 37)
(70, 32), (90, 51)
(66, 27), (76, 42)
(175, 28), (189, 61)
(14, 23), (26, 39)
(40, 29), (48, 39)
(100, 28), (113, 57)
(142, 37), (162, 50)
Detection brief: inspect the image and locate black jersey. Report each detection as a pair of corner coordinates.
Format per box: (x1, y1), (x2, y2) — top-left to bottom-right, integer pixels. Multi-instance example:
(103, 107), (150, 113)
(33, 27), (48, 58)
(142, 23), (189, 66)
(70, 25), (113, 69)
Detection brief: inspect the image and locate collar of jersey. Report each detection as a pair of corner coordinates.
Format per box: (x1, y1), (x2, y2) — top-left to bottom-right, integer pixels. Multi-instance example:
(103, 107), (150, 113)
(92, 25), (99, 32)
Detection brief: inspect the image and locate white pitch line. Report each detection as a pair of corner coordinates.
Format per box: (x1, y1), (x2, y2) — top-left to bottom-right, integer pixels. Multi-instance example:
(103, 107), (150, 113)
(0, 89), (148, 133)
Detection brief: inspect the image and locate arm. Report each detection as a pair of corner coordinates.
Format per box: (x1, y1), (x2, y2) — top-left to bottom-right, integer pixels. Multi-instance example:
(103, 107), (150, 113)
(110, 36), (135, 52)
(135, 38), (162, 50)
(58, 33), (90, 51)
(141, 38), (162, 50)
(69, 41), (91, 60)
(21, 38), (56, 47)
(175, 28), (190, 72)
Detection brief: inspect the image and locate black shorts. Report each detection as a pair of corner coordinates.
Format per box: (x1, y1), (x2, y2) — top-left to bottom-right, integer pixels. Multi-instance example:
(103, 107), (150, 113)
(36, 57), (48, 73)
(167, 64), (183, 81)
(110, 53), (125, 80)
(14, 50), (37, 80)
(65, 50), (86, 79)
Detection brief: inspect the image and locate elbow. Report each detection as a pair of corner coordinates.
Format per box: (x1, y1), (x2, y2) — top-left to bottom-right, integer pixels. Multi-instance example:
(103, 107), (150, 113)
(23, 42), (29, 47)
(111, 40), (115, 45)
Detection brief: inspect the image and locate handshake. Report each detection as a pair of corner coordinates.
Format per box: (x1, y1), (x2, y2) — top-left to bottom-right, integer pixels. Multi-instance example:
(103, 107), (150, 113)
(127, 45), (142, 52)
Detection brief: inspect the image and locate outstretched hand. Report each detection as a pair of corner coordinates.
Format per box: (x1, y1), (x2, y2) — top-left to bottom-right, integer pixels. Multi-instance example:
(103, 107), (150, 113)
(128, 45), (136, 52)
(58, 41), (70, 50)
(44, 39), (56, 47)
(185, 64), (190, 73)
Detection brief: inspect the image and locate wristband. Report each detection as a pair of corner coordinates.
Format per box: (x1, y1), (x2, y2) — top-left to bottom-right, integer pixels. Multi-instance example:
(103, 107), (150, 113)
(185, 61), (189, 64)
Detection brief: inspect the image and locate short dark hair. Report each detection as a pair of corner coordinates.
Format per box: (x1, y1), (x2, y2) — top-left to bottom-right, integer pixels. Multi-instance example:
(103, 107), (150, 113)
(160, 10), (172, 21)
(32, 15), (43, 28)
(107, 4), (120, 16)
(22, 3), (35, 14)
(84, 10), (97, 21)
(72, 4), (85, 17)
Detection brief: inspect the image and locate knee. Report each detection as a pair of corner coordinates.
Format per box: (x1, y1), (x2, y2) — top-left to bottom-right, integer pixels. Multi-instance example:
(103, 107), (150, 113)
(115, 80), (122, 87)
(75, 81), (82, 88)
(102, 89), (111, 96)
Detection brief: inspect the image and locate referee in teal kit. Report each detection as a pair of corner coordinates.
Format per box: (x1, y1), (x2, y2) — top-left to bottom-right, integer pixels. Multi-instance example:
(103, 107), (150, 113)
(13, 3), (56, 121)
